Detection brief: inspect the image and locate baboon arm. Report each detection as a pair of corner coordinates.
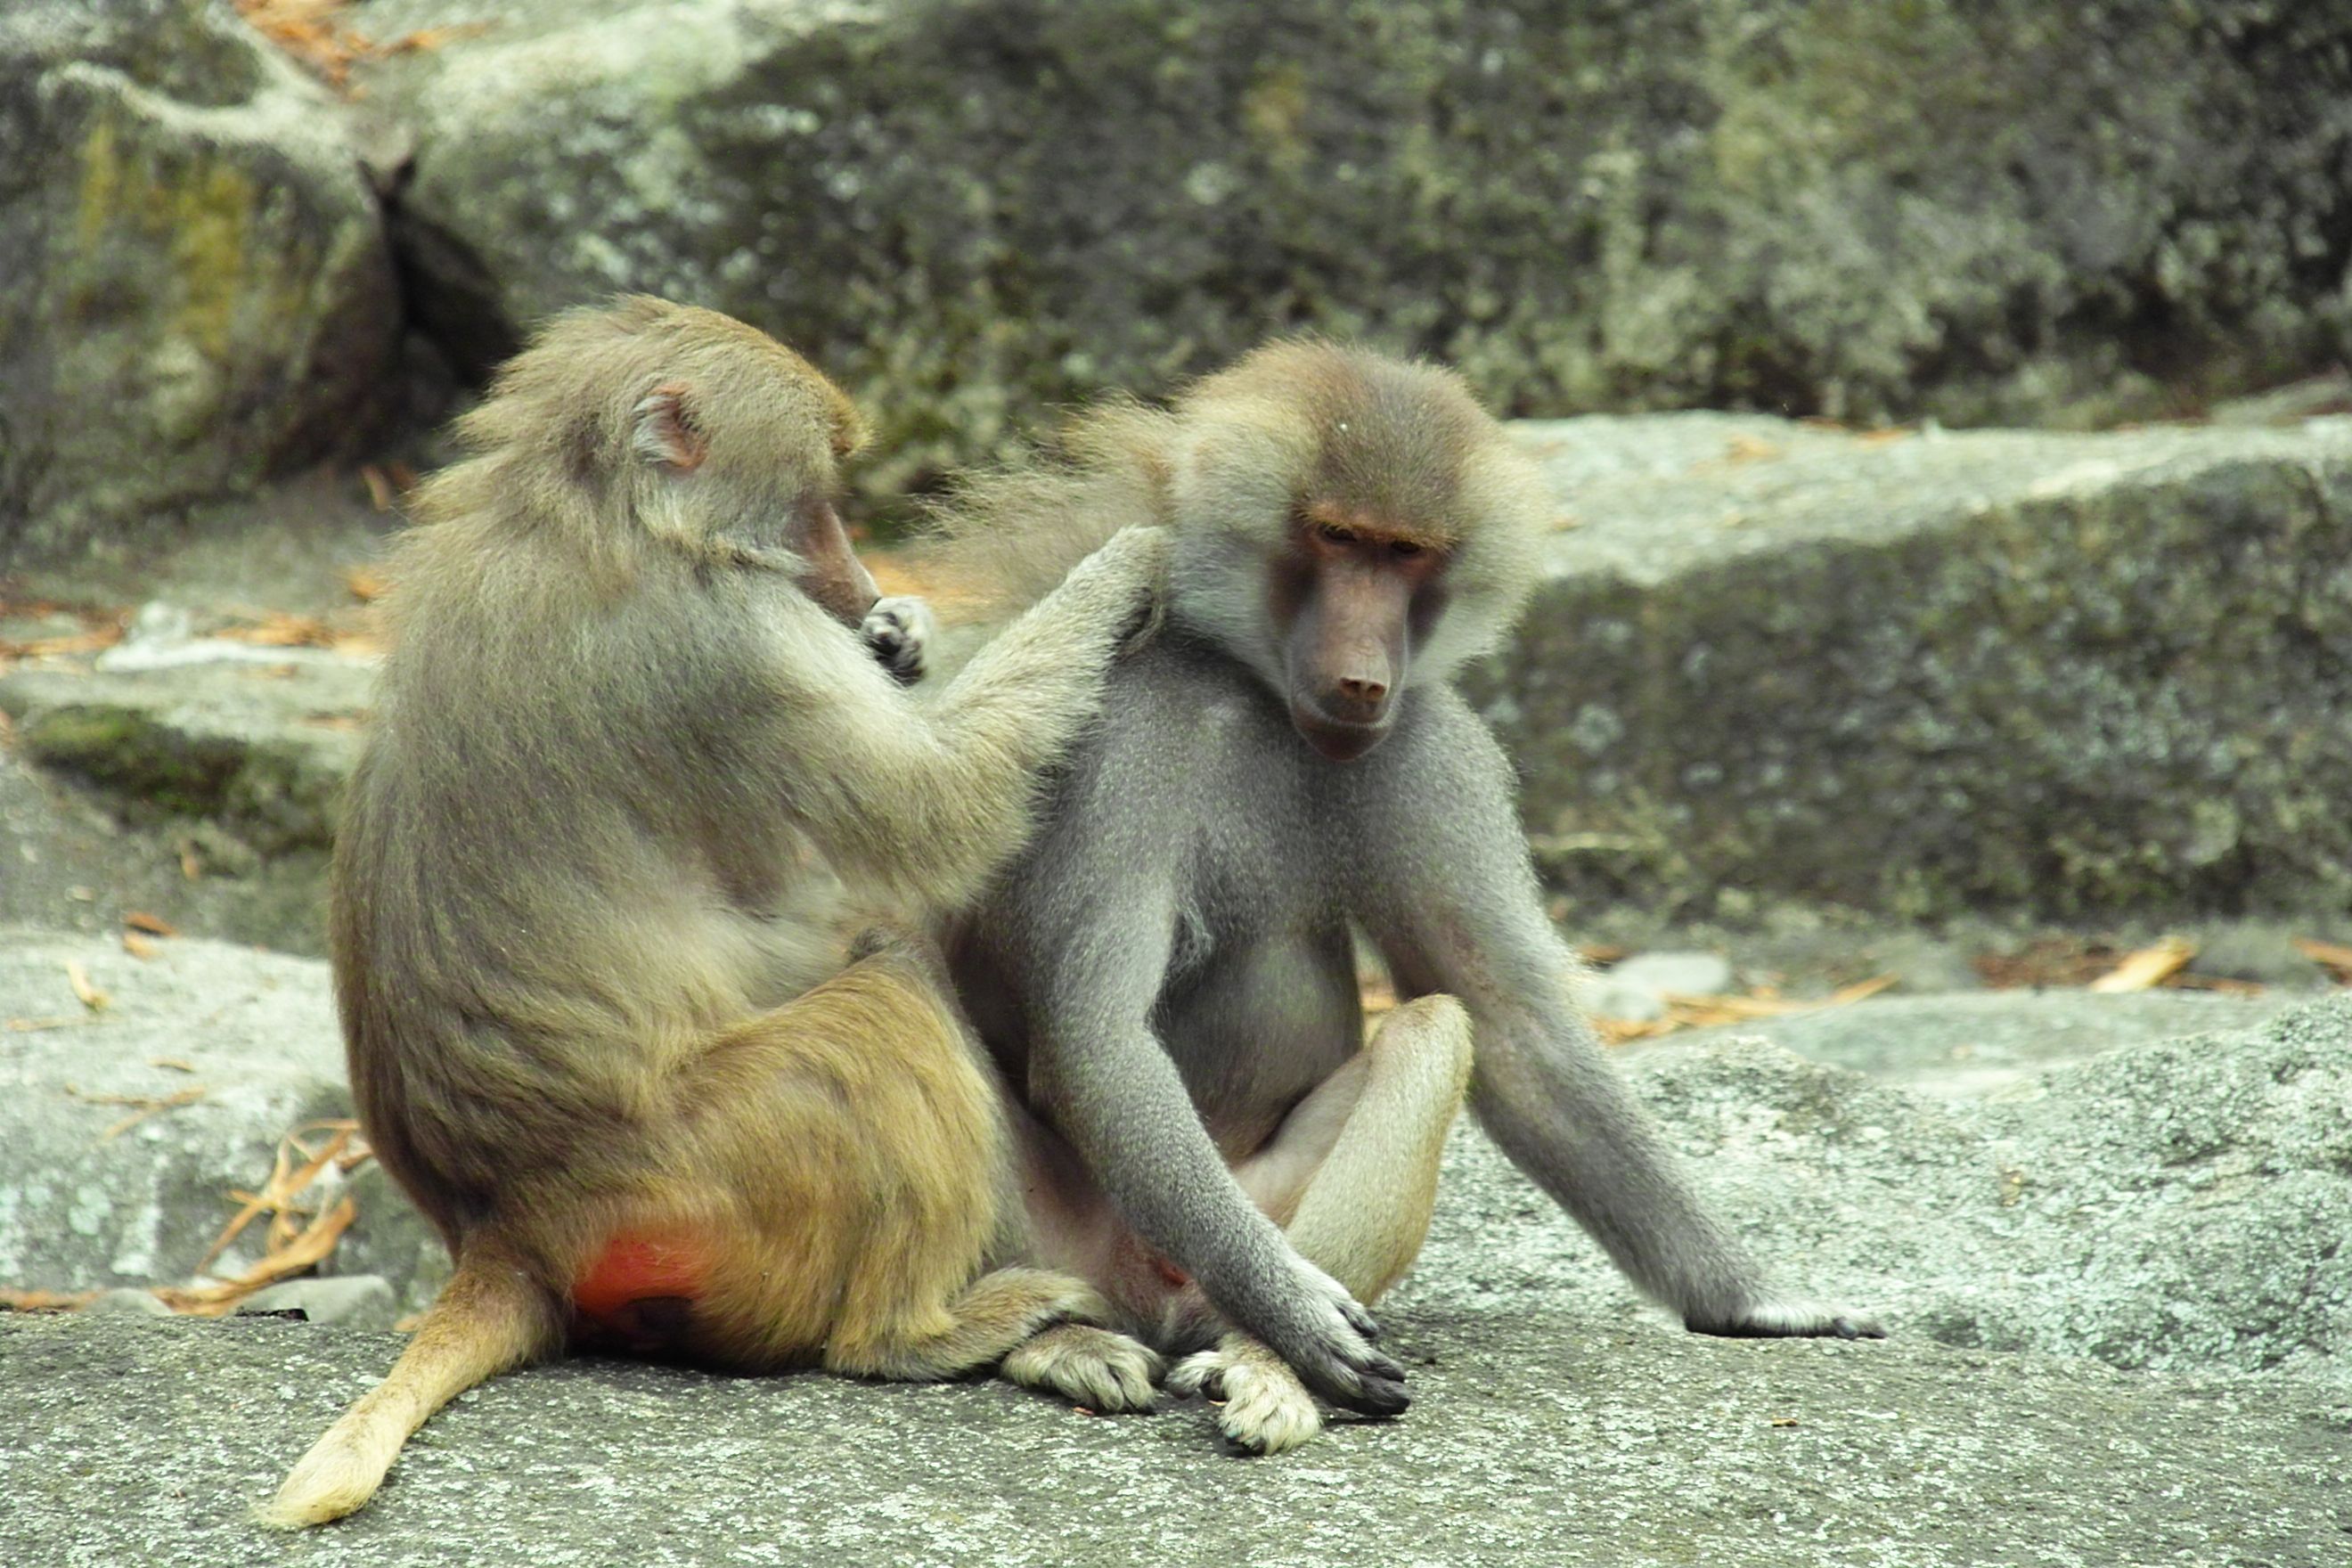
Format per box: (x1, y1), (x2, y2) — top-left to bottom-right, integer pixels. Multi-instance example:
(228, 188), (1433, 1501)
(1363, 725), (1768, 1327)
(1025, 928), (1401, 1410)
(1024, 919), (1277, 1290)
(744, 528), (1160, 909)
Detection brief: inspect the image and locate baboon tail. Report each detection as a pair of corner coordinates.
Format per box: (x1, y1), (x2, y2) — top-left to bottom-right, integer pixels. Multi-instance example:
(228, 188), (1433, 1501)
(256, 1240), (559, 1529)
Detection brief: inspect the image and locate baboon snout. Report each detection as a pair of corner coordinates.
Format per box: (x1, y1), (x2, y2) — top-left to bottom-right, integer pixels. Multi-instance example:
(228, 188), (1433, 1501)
(1319, 641), (1395, 725)
(794, 495), (881, 627)
(1330, 671), (1390, 723)
(807, 556), (880, 627)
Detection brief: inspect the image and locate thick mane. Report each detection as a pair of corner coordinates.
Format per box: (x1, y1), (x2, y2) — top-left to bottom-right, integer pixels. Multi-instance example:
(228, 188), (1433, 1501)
(916, 398), (1174, 618)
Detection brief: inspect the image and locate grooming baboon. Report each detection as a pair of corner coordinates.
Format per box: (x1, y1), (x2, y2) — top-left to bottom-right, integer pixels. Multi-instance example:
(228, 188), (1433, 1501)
(934, 340), (1881, 1450)
(263, 298), (1166, 1528)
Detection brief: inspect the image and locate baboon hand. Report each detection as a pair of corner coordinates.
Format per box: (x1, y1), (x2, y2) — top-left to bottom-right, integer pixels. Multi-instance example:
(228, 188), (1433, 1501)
(860, 595), (938, 684)
(1688, 1294), (1887, 1342)
(1243, 1255), (1408, 1418)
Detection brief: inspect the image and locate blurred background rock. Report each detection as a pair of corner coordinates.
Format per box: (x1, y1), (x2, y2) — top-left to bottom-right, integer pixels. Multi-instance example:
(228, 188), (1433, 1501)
(7, 0), (2350, 552)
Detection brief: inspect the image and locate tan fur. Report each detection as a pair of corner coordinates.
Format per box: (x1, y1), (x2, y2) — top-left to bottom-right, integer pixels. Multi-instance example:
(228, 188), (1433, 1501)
(266, 298), (1166, 1528)
(920, 339), (1544, 680)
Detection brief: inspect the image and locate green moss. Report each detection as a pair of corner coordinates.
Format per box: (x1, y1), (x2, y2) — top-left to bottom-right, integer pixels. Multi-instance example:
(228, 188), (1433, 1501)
(19, 707), (241, 819)
(16, 706), (343, 853)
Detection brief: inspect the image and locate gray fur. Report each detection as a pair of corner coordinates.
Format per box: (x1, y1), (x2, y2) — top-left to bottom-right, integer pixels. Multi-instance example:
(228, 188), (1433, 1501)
(945, 341), (1876, 1415)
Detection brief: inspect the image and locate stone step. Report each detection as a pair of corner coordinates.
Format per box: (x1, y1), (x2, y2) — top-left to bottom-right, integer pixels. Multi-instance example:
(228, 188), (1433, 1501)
(10, 413), (2348, 927)
(1477, 412), (2352, 918)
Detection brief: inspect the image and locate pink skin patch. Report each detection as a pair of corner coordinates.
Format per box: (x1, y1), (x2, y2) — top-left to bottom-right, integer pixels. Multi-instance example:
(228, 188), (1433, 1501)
(571, 1232), (708, 1344)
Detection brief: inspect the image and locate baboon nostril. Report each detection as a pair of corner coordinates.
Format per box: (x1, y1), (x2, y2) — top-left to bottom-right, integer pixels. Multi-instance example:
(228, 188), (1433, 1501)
(1338, 677), (1387, 703)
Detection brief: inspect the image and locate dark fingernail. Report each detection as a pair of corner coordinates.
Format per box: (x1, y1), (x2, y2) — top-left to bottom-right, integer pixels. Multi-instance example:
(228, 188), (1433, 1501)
(1359, 1377), (1410, 1418)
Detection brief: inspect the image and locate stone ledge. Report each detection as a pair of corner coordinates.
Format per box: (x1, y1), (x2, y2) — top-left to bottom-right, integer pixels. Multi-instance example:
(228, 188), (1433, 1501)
(1481, 412), (2352, 918)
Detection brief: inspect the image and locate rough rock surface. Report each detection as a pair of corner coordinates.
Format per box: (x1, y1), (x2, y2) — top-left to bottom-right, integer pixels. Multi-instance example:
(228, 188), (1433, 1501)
(6, 926), (2346, 1389)
(1650, 987), (2298, 1101)
(1479, 994), (2352, 1393)
(1480, 412), (2352, 919)
(0, 931), (443, 1313)
(3, 929), (2345, 1560)
(4, 1310), (2341, 1568)
(353, 0), (2352, 504)
(0, 653), (369, 855)
(0, 0), (400, 562)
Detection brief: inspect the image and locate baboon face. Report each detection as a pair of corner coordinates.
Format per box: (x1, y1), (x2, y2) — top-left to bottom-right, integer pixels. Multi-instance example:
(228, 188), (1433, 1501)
(786, 488), (880, 626)
(499, 297), (878, 627)
(1270, 498), (1452, 762)
(1170, 342), (1513, 764)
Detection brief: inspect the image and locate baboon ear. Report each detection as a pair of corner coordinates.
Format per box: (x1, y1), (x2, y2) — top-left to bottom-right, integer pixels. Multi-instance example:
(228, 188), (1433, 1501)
(631, 381), (707, 471)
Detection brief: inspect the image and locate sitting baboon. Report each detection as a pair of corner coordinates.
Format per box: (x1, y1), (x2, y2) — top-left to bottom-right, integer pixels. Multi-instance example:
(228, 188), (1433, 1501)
(263, 298), (1166, 1527)
(930, 339), (1882, 1451)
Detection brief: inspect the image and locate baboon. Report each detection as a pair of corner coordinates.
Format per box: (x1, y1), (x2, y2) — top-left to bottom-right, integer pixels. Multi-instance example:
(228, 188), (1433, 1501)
(933, 340), (1882, 1450)
(263, 298), (1167, 1528)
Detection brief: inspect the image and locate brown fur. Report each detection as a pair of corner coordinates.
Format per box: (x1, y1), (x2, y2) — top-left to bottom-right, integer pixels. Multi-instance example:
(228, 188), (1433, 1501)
(264, 298), (1166, 1529)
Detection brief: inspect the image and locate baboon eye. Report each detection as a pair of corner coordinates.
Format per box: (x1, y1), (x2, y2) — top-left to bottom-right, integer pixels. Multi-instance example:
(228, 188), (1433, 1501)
(1315, 520), (1358, 546)
(1389, 539), (1424, 559)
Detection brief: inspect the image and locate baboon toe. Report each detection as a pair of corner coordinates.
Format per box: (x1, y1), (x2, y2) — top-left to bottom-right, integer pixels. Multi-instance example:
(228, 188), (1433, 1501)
(1171, 1339), (1323, 1456)
(1001, 1324), (1163, 1412)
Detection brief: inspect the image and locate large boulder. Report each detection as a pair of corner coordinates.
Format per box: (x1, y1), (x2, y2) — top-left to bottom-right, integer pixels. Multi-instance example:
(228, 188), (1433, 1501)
(0, 930), (442, 1315)
(7, 921), (2346, 1401)
(8, 411), (2348, 927)
(0, 0), (400, 563)
(1482, 412), (2352, 919)
(354, 0), (2352, 502)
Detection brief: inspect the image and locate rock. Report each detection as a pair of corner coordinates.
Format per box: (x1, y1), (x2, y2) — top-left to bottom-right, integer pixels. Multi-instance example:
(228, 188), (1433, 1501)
(4, 1298), (2340, 1566)
(0, 0), (402, 563)
(83, 1286), (171, 1318)
(0, 929), (437, 1315)
(2187, 919), (2338, 988)
(1580, 950), (1735, 1022)
(7, 919), (2345, 1407)
(1830, 927), (1987, 997)
(0, 656), (372, 853)
(238, 1273), (397, 1330)
(21, 412), (2348, 928)
(1491, 412), (2352, 919)
(1418, 993), (2352, 1393)
(351, 0), (2352, 510)
(1646, 988), (2297, 1101)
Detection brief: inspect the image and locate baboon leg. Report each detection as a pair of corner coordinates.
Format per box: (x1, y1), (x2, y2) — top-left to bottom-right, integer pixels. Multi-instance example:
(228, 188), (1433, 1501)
(675, 940), (1161, 1401)
(1266, 993), (1474, 1304)
(649, 942), (1013, 1372)
(821, 1266), (1107, 1382)
(259, 1237), (560, 1529)
(1179, 995), (1474, 1453)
